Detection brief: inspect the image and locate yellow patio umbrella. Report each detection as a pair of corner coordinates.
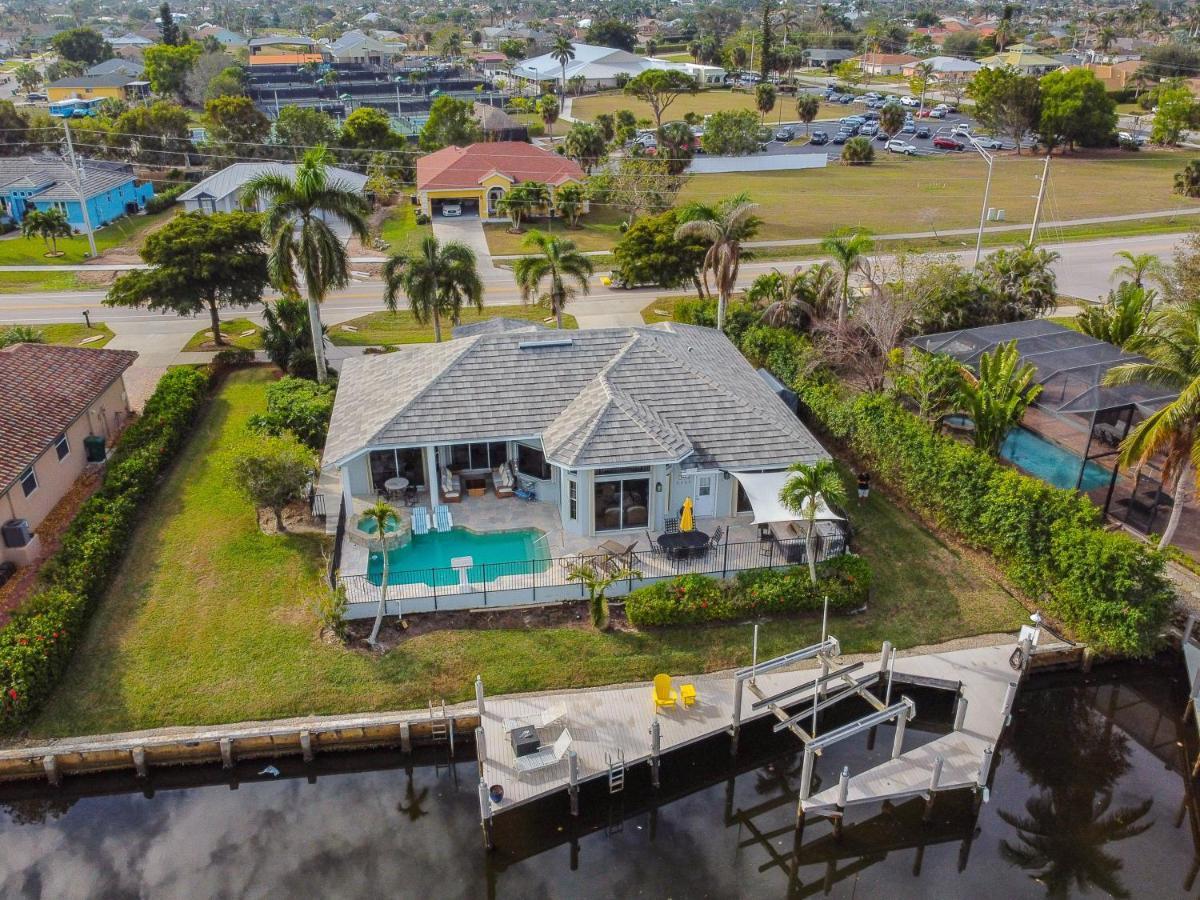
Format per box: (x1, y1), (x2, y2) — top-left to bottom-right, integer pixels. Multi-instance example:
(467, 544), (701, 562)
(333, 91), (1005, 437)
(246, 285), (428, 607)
(680, 497), (695, 532)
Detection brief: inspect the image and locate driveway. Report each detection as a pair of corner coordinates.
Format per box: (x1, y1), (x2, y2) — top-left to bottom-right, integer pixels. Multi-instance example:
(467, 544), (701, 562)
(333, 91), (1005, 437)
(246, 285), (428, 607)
(431, 211), (508, 284)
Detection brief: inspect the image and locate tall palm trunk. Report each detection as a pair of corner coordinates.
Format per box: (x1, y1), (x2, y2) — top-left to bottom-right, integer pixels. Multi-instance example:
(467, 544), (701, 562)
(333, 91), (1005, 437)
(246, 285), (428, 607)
(837, 275), (849, 329)
(717, 286), (728, 331)
(432, 306), (443, 342)
(1158, 458), (1193, 550)
(369, 539), (389, 645)
(304, 279), (329, 383)
(805, 518), (818, 585)
(207, 299), (227, 346)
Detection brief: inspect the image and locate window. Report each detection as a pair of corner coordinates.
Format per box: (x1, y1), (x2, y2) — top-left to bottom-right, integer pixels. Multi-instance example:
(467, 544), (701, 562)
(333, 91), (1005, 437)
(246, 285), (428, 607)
(19, 467), (37, 497)
(596, 466), (649, 476)
(368, 448), (426, 491)
(517, 443), (551, 480)
(568, 480), (577, 520)
(594, 475), (649, 531)
(54, 434), (69, 461)
(447, 442), (507, 472)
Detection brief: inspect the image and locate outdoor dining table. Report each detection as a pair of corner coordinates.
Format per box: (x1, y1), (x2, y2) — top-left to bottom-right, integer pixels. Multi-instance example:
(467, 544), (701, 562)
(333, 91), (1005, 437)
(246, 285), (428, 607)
(657, 530), (710, 559)
(383, 477), (409, 499)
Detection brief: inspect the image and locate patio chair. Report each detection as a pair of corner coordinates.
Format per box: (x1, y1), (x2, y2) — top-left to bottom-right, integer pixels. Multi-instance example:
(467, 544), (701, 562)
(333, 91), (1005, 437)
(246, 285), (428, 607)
(503, 705), (567, 733)
(403, 485), (418, 507)
(645, 531), (662, 554)
(706, 526), (724, 551)
(653, 673), (678, 711)
(411, 506), (431, 535)
(664, 516), (680, 534)
(514, 729), (573, 775)
(433, 504), (453, 532)
(680, 683), (698, 707)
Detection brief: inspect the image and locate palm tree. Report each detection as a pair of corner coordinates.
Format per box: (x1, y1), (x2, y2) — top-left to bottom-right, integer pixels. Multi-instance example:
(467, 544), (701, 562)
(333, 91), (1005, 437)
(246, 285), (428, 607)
(441, 32), (462, 58)
(1103, 300), (1200, 550)
(513, 230), (593, 329)
(1177, 160), (1200, 199)
(497, 181), (549, 233)
(820, 227), (874, 329)
(795, 94), (819, 134)
(243, 147), (371, 383)
(778, 459), (847, 584)
(774, 6), (800, 45)
(12, 62), (41, 93)
(1112, 250), (1164, 289)
(21, 208), (71, 257)
(261, 294), (319, 378)
(566, 562), (640, 629)
(364, 499), (395, 646)
(537, 93), (559, 136)
(550, 36), (575, 95)
(752, 263), (837, 330)
(1074, 282), (1154, 348)
(674, 194), (761, 331)
(552, 183), (586, 227)
(382, 234), (483, 343)
(958, 341), (1044, 456)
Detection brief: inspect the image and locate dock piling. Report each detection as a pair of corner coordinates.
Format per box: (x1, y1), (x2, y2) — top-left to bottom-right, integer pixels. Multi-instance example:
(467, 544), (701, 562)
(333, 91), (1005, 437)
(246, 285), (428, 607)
(833, 766), (850, 839)
(400, 722), (412, 753)
(953, 694), (968, 731)
(478, 778), (494, 850)
(568, 750), (580, 816)
(219, 737), (234, 770)
(799, 747), (815, 802)
(649, 719), (661, 789)
(475, 726), (486, 778)
(132, 746), (148, 779)
(891, 697), (912, 760)
(977, 745), (994, 787)
(475, 675), (485, 716)
(1001, 681), (1018, 726)
(42, 754), (59, 787)
(300, 730), (314, 763)
(1186, 615), (1197, 646)
(924, 754), (944, 821)
(730, 678), (743, 756)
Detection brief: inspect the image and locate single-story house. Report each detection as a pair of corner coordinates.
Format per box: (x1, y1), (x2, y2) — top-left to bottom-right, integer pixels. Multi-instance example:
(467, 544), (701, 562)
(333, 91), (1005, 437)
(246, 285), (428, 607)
(480, 23), (557, 52)
(320, 323), (830, 540)
(0, 343), (137, 566)
(107, 32), (153, 49)
(415, 141), (586, 221)
(1082, 60), (1144, 91)
(178, 162), (367, 228)
(324, 29), (404, 65)
(194, 25), (247, 47)
(978, 49), (1061, 75)
(510, 43), (710, 92)
(900, 55), (981, 81)
(852, 53), (920, 76)
(46, 73), (150, 103)
(472, 102), (529, 142)
(85, 58), (145, 78)
(801, 49), (855, 69)
(0, 155), (154, 229)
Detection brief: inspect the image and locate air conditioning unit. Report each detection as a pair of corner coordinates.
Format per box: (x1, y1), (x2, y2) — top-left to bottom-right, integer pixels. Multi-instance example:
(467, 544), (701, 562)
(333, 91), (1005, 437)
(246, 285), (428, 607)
(83, 434), (107, 462)
(2, 519), (32, 548)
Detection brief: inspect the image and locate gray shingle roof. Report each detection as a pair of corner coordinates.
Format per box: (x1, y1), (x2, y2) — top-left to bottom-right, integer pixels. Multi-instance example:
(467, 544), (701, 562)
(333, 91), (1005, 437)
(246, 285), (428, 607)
(451, 318), (549, 338)
(323, 324), (828, 472)
(0, 155), (138, 202)
(177, 162), (367, 204)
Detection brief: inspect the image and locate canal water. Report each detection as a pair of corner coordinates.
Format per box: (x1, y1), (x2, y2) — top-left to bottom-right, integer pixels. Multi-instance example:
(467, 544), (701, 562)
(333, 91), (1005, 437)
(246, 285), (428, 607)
(0, 660), (1195, 898)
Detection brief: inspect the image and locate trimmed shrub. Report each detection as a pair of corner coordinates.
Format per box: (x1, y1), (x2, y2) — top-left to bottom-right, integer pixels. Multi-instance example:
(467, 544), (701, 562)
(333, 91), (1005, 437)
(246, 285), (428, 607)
(144, 183), (186, 214)
(247, 376), (336, 451)
(794, 379), (1173, 655)
(1, 366), (211, 727)
(625, 556), (871, 627)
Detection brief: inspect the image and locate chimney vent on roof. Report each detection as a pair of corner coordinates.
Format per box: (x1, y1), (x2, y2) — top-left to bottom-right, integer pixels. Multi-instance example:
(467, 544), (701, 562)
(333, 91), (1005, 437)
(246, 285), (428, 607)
(518, 338), (574, 349)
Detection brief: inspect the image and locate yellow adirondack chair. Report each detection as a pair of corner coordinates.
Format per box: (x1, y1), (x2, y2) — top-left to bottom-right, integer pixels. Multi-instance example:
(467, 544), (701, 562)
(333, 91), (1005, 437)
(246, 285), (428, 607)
(653, 673), (678, 711)
(680, 683), (698, 707)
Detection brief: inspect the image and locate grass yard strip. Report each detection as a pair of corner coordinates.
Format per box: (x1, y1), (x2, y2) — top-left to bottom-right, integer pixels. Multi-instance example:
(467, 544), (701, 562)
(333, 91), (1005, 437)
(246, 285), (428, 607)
(0, 271), (88, 292)
(29, 368), (1025, 737)
(378, 203), (432, 255)
(328, 304), (575, 346)
(484, 207), (628, 257)
(181, 318), (263, 351)
(571, 89), (845, 125)
(0, 207), (177, 266)
(0, 321), (113, 347)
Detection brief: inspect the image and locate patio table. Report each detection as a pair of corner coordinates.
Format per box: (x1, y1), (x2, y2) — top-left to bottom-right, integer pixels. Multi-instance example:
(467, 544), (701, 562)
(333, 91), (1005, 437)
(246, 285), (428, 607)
(383, 477), (409, 493)
(658, 530), (709, 559)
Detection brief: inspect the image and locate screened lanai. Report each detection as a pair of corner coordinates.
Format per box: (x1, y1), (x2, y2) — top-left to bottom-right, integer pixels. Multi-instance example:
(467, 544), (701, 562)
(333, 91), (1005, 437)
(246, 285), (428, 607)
(908, 320), (1183, 538)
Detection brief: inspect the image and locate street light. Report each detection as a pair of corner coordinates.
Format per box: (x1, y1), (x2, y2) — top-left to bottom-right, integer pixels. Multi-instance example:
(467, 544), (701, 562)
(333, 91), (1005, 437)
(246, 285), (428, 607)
(966, 134), (994, 269)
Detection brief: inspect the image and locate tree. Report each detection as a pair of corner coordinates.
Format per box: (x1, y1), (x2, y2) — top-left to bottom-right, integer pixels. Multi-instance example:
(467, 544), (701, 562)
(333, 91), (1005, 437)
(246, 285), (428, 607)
(105, 212), (267, 346)
(833, 59), (865, 90)
(260, 295), (319, 379)
(21, 208), (71, 257)
(674, 193), (761, 330)
(417, 95), (481, 151)
(1075, 282), (1154, 348)
(1141, 43), (1200, 80)
(958, 340), (1043, 456)
(778, 460), (847, 584)
(499, 38), (526, 60)
(1104, 300), (1200, 550)
(585, 18), (637, 51)
(908, 61), (934, 112)
(942, 30), (981, 57)
(553, 182), (586, 227)
(230, 434), (317, 534)
(755, 263), (838, 330)
(158, 2), (182, 45)
(1112, 250), (1164, 290)
(513, 231), (593, 328)
(12, 63), (41, 93)
(623, 69), (698, 129)
(1037, 69), (1116, 152)
(879, 101), (905, 137)
(497, 180), (550, 232)
(244, 148), (371, 383)
(656, 121), (696, 176)
(537, 94), (559, 136)
(977, 246), (1060, 320)
(701, 109), (761, 155)
(144, 42), (202, 102)
(550, 36), (575, 95)
(841, 136), (874, 165)
(566, 562), (639, 629)
(821, 227), (873, 329)
(248, 375), (335, 450)
(563, 121), (605, 173)
(382, 234), (483, 343)
(364, 498), (396, 645)
(203, 95), (270, 161)
(1150, 84), (1196, 146)
(274, 106), (339, 149)
(441, 32), (462, 58)
(342, 106), (401, 155)
(612, 209), (711, 294)
(0, 101), (30, 156)
(967, 67), (1041, 154)
(201, 64), (247, 102)
(50, 27), (112, 65)
(888, 349), (963, 426)
(1176, 160), (1200, 199)
(111, 101), (192, 165)
(795, 94), (819, 134)
(568, 74), (587, 96)
(755, 82), (777, 123)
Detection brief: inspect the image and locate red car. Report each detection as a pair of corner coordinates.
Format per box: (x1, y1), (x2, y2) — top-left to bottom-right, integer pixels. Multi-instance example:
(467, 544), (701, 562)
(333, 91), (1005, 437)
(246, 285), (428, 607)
(933, 136), (965, 150)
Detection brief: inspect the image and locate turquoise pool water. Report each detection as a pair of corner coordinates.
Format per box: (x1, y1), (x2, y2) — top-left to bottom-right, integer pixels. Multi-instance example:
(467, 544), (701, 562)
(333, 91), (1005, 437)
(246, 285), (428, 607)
(357, 514), (398, 535)
(366, 527), (548, 588)
(945, 418), (1112, 491)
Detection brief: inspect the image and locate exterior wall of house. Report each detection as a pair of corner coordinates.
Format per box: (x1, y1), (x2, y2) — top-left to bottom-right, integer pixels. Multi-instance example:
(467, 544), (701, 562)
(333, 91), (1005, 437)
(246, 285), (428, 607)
(31, 180), (154, 229)
(420, 179), (589, 222)
(0, 377), (130, 564)
(182, 193), (240, 215)
(46, 84), (126, 101)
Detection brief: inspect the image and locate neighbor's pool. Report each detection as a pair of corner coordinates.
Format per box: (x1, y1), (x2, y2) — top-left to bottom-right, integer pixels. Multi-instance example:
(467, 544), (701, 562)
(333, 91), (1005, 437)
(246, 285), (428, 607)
(945, 418), (1112, 491)
(367, 527), (549, 588)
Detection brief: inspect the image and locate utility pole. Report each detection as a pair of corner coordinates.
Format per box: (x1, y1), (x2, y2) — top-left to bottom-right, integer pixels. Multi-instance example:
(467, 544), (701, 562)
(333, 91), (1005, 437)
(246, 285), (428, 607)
(62, 120), (97, 258)
(968, 136), (995, 269)
(1028, 155), (1051, 246)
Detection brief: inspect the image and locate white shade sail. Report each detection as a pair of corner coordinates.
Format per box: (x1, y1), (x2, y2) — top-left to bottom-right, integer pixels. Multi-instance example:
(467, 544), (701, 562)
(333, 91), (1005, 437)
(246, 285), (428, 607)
(729, 471), (846, 526)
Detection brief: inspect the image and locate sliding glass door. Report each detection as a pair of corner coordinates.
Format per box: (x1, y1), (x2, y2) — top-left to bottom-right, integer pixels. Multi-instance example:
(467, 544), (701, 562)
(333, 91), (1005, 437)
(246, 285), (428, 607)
(594, 473), (650, 531)
(369, 448), (426, 491)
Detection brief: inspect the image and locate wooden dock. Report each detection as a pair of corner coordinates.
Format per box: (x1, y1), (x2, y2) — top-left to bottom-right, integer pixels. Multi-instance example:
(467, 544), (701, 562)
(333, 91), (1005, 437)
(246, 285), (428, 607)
(478, 639), (1027, 819)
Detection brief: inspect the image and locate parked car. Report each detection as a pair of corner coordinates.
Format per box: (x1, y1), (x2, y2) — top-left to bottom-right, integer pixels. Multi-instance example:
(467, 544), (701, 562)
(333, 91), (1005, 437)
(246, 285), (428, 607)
(875, 131), (891, 142)
(929, 107), (947, 118)
(831, 131), (850, 144)
(775, 126), (796, 141)
(441, 203), (463, 216)
(860, 122), (879, 136)
(839, 115), (864, 125)
(901, 122), (916, 134)
(976, 137), (1003, 149)
(915, 125), (931, 138)
(933, 136), (965, 150)
(810, 130), (829, 145)
(886, 140), (918, 155)
(863, 110), (880, 121)
(900, 96), (920, 107)
(1119, 131), (1148, 146)
(952, 123), (971, 136)
(839, 94), (853, 104)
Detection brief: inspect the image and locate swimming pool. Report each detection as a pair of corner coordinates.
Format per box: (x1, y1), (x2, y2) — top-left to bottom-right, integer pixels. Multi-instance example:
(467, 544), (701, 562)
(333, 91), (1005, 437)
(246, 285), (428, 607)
(366, 527), (549, 588)
(1001, 427), (1111, 491)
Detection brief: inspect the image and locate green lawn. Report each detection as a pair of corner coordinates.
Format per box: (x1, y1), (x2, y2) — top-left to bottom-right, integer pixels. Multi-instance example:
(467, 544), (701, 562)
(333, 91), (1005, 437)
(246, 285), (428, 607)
(571, 89), (845, 125)
(0, 208), (177, 265)
(329, 304), (576, 346)
(29, 368), (1025, 737)
(181, 318), (263, 351)
(0, 271), (87, 292)
(484, 207), (628, 257)
(0, 321), (114, 347)
(378, 203), (432, 255)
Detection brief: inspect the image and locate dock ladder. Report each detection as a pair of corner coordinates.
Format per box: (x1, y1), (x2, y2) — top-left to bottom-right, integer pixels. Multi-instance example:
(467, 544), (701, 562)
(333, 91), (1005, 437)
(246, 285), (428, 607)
(606, 751), (626, 794)
(428, 700), (455, 757)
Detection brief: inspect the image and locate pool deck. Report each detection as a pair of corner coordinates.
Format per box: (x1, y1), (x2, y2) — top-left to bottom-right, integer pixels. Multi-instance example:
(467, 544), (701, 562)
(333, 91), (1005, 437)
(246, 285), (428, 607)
(479, 639), (1023, 818)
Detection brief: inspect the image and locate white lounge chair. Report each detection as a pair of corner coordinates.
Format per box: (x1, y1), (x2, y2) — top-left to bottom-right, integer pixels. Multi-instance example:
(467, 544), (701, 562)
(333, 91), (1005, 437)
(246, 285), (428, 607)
(502, 705), (567, 733)
(514, 729), (573, 775)
(434, 504), (453, 532)
(411, 506), (430, 535)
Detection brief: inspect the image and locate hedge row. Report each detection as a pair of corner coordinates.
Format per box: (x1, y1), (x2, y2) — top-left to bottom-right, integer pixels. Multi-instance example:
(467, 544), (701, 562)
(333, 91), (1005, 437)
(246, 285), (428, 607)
(0, 366), (211, 727)
(796, 380), (1173, 656)
(626, 555), (872, 627)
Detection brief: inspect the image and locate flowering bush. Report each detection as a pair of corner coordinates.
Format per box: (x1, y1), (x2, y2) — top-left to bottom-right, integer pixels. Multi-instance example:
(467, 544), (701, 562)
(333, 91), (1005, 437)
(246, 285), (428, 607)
(0, 366), (211, 727)
(625, 556), (871, 627)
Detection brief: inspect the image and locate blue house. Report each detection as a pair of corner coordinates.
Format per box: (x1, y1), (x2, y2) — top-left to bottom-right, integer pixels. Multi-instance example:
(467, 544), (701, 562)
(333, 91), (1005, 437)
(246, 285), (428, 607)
(0, 155), (154, 231)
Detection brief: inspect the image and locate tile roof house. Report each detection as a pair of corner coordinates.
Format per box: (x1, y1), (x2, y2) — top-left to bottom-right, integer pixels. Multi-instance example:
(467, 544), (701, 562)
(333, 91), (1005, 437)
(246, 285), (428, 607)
(321, 323), (829, 538)
(853, 53), (920, 76)
(0, 343), (137, 565)
(415, 141), (587, 221)
(0, 154), (154, 230)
